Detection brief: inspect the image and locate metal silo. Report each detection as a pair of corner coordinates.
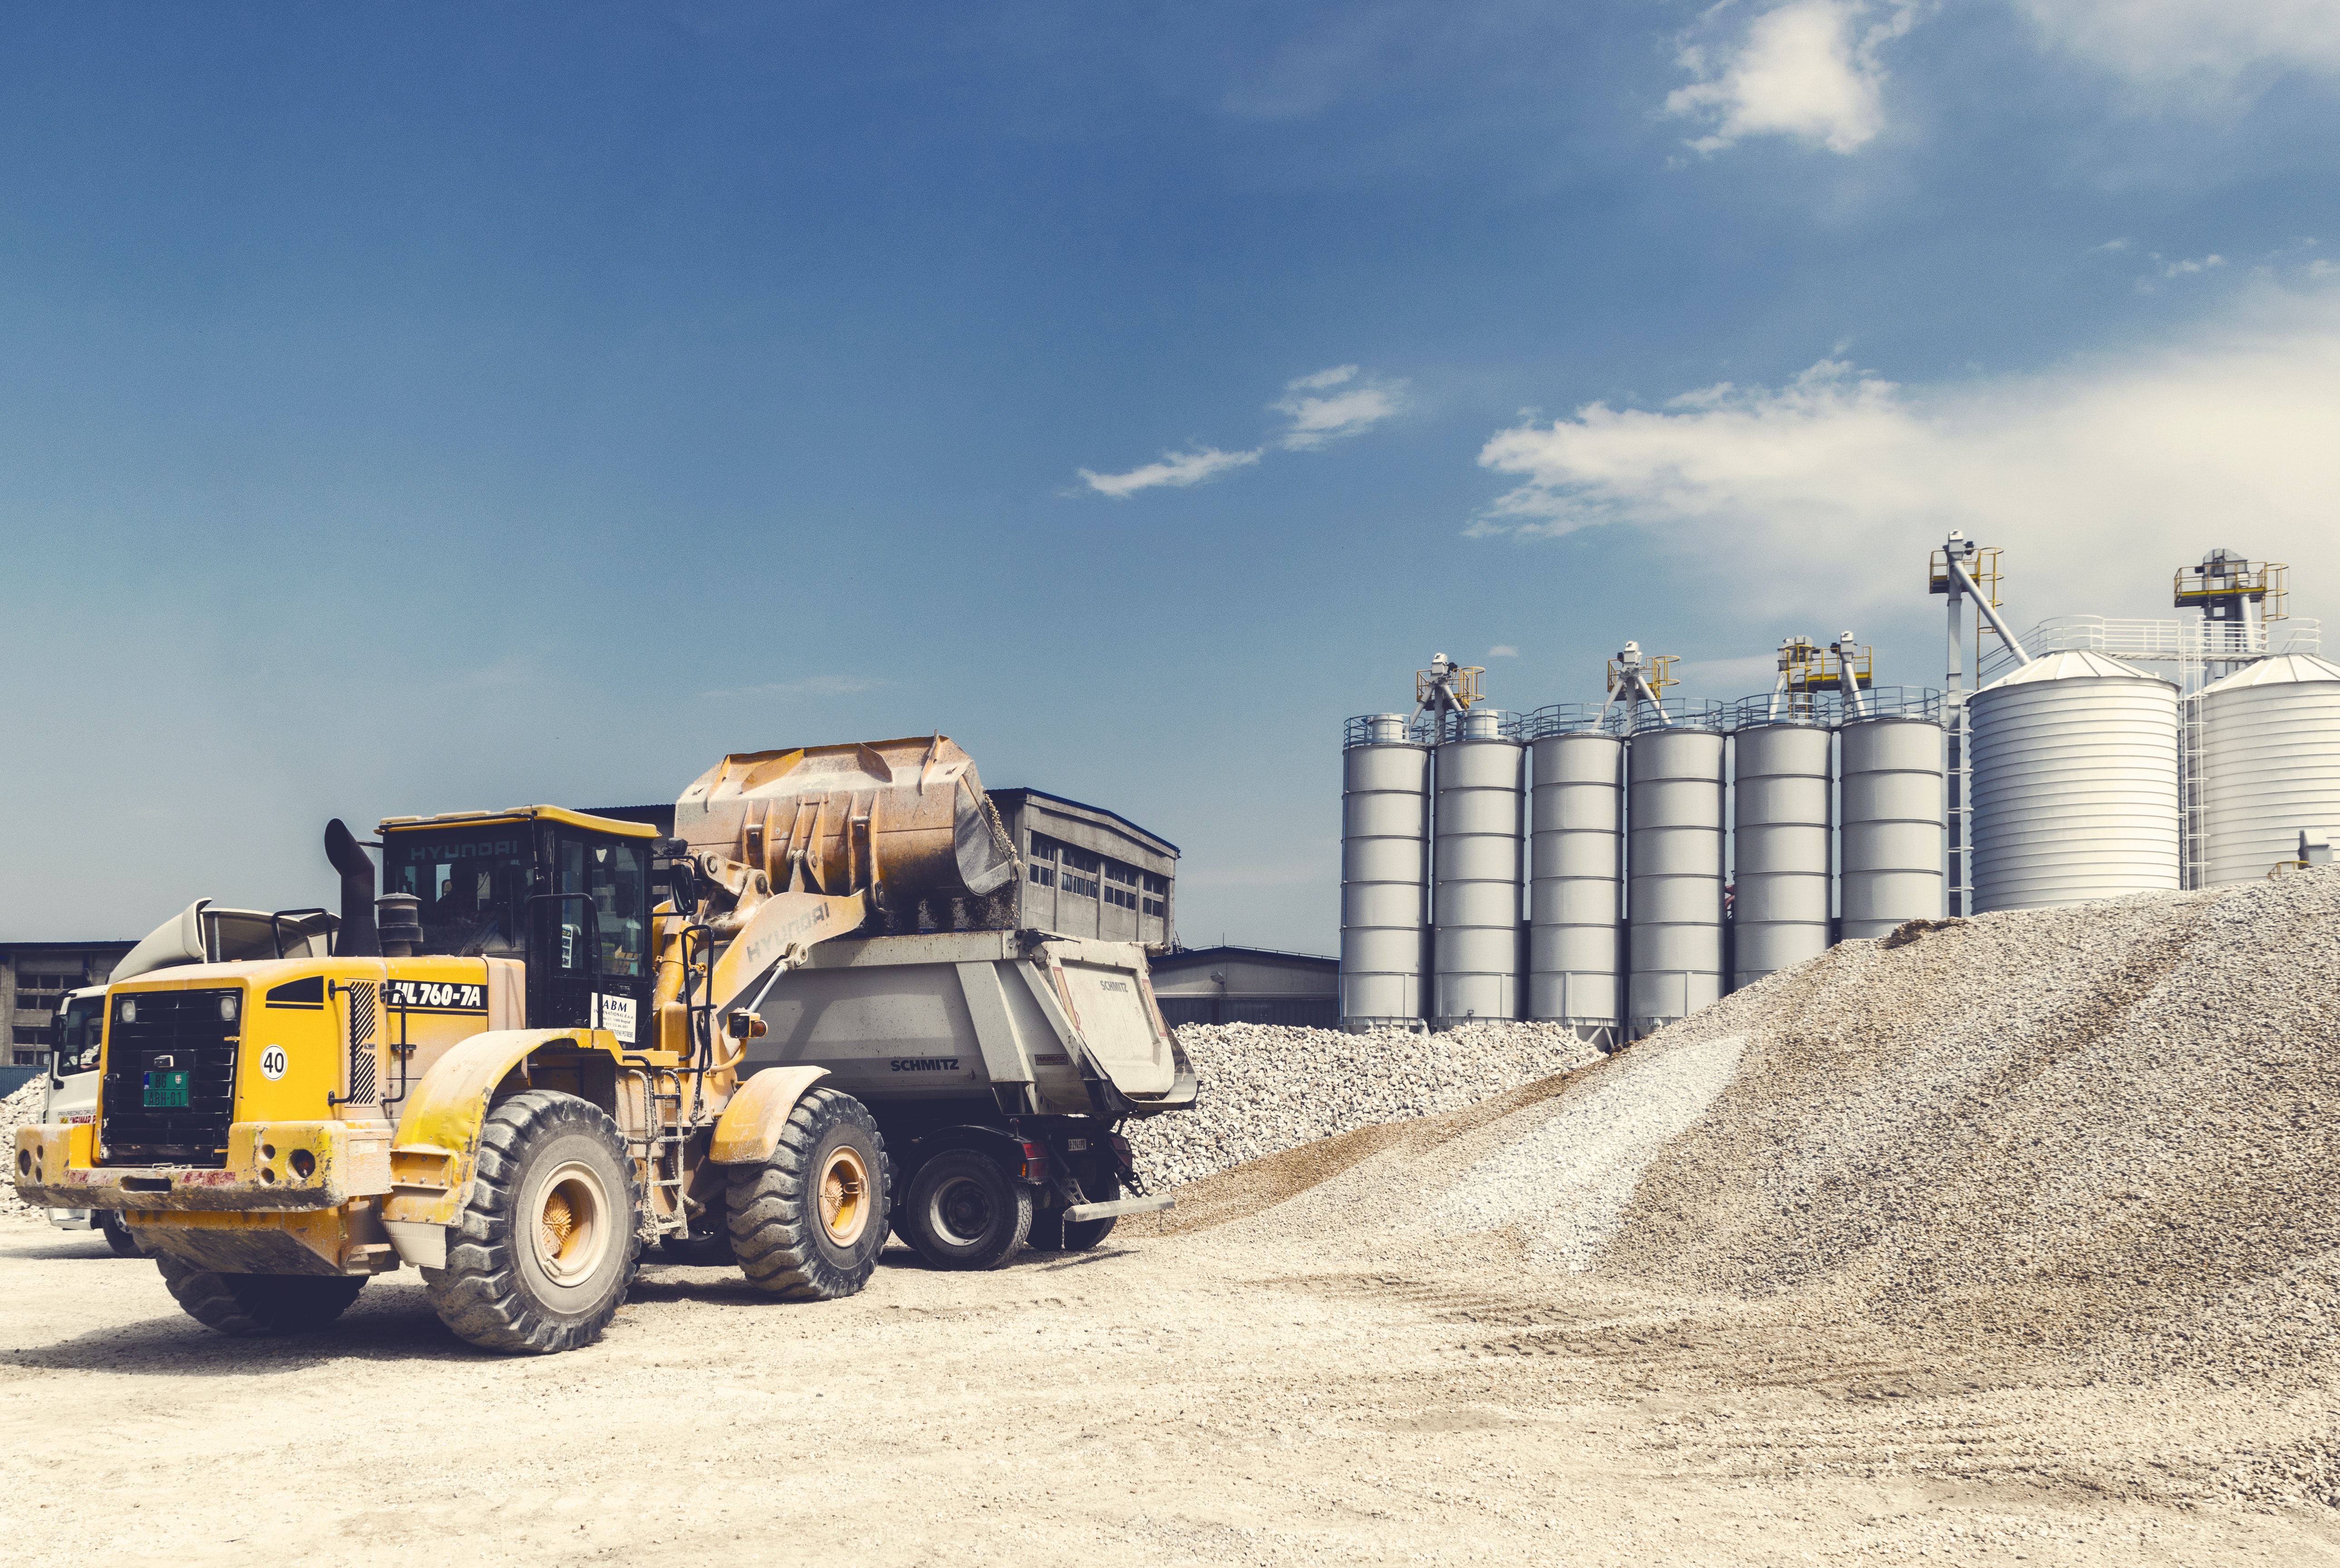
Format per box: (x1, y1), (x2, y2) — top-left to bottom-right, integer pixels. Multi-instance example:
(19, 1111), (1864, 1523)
(1969, 650), (2180, 911)
(1340, 714), (1431, 1026)
(1434, 707), (1524, 1026)
(1528, 729), (1622, 1045)
(1627, 726), (1724, 1037)
(2195, 653), (2340, 886)
(1839, 700), (1946, 937)
(1730, 719), (1831, 988)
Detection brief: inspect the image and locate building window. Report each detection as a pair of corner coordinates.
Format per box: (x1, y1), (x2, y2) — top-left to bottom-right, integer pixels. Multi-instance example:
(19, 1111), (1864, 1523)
(11, 1049), (44, 1066)
(1104, 861), (1140, 910)
(1026, 836), (1057, 888)
(1055, 842), (1101, 901)
(1140, 871), (1168, 918)
(13, 1026), (52, 1047)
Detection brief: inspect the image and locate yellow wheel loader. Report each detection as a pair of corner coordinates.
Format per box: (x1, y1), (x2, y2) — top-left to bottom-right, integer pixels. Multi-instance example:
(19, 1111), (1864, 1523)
(14, 736), (1194, 1354)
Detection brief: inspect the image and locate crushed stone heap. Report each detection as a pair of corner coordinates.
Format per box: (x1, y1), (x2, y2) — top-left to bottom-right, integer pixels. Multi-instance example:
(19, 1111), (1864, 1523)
(1125, 1019), (1604, 1192)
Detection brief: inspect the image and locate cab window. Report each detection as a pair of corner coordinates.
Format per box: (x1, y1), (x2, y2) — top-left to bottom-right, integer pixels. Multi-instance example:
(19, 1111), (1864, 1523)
(54, 995), (103, 1076)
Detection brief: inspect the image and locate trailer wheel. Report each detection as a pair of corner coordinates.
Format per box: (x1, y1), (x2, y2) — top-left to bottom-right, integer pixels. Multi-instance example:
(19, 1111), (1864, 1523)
(156, 1254), (366, 1335)
(98, 1210), (146, 1257)
(900, 1148), (1032, 1270)
(421, 1090), (642, 1354)
(1029, 1178), (1119, 1253)
(725, 1087), (891, 1300)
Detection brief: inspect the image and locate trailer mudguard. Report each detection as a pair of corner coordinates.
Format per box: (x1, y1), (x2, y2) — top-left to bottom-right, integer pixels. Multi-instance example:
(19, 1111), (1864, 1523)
(708, 1065), (830, 1164)
(382, 1028), (625, 1236)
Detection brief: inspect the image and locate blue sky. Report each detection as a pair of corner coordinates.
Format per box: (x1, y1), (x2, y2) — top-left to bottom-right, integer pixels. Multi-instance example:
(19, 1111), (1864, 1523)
(3, 1), (2335, 949)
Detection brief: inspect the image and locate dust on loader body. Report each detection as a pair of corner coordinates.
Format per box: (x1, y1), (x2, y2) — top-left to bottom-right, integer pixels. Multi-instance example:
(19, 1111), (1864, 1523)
(11, 735), (1195, 1355)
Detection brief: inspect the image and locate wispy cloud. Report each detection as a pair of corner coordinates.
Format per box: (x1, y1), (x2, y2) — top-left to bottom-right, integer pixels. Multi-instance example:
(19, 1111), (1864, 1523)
(1076, 446), (1262, 498)
(1270, 365), (1408, 450)
(1488, 643), (1520, 658)
(2015, 0), (2340, 83)
(1666, 0), (1920, 156)
(2154, 252), (2226, 277)
(1074, 364), (1405, 498)
(700, 675), (885, 701)
(1463, 285), (2340, 619)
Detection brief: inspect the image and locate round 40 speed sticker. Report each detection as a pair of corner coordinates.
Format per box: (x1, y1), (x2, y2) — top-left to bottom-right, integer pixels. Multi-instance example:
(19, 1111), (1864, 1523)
(259, 1044), (288, 1081)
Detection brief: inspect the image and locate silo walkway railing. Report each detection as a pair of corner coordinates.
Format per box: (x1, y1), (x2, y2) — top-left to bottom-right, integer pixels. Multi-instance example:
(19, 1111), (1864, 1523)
(1348, 688), (1942, 747)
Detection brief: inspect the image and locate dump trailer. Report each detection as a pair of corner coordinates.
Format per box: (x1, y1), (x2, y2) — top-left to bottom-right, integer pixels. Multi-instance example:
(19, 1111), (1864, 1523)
(13, 736), (1195, 1354)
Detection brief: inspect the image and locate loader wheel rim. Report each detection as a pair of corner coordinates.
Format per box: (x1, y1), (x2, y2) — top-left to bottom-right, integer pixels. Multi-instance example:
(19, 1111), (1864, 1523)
(820, 1146), (871, 1247)
(532, 1161), (612, 1285)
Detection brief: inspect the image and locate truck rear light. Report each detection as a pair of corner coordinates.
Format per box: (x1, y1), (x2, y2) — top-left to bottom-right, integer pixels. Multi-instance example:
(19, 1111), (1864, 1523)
(1018, 1140), (1050, 1182)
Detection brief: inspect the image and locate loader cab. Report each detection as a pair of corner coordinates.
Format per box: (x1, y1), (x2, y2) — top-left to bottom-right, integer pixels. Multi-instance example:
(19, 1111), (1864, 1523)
(377, 807), (659, 1047)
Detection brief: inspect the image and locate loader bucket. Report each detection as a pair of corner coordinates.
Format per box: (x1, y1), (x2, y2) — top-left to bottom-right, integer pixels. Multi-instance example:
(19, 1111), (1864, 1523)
(674, 735), (1018, 903)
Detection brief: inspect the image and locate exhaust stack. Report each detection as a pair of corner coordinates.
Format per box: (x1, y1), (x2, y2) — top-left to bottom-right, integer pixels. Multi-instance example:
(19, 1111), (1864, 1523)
(324, 818), (382, 958)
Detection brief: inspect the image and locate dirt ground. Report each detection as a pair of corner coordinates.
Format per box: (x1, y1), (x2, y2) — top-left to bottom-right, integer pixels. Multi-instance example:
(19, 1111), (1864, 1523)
(4, 1220), (2335, 1567)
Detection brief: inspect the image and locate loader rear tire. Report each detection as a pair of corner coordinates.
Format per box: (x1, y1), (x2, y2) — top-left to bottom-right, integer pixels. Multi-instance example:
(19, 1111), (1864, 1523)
(725, 1087), (890, 1300)
(900, 1148), (1032, 1270)
(156, 1254), (366, 1335)
(420, 1090), (642, 1354)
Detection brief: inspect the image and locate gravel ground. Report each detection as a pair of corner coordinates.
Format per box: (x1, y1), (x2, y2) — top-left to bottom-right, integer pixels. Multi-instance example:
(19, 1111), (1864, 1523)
(1125, 1019), (1604, 1190)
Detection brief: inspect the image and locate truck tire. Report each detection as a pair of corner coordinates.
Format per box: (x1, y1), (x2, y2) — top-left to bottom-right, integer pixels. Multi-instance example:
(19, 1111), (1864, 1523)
(1029, 1178), (1119, 1252)
(156, 1253), (366, 1335)
(725, 1087), (890, 1300)
(98, 1210), (146, 1257)
(421, 1090), (642, 1354)
(900, 1148), (1031, 1270)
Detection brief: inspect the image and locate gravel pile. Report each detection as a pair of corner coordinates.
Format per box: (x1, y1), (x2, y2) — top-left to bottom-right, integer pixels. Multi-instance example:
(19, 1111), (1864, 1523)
(1125, 1019), (1605, 1191)
(1601, 867), (2340, 1383)
(1, 1076), (51, 1226)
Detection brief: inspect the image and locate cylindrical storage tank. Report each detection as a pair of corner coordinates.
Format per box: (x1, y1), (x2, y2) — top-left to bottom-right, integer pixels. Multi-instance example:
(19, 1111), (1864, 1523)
(1340, 715), (1430, 1026)
(1969, 651), (2179, 912)
(1840, 716), (1945, 937)
(1731, 723), (1831, 989)
(2196, 654), (2340, 886)
(1627, 726), (1724, 1037)
(1434, 708), (1524, 1027)
(1528, 732), (1622, 1044)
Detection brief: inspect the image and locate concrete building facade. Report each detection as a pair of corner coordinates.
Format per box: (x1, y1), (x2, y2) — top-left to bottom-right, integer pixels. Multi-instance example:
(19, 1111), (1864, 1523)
(2, 940), (133, 1091)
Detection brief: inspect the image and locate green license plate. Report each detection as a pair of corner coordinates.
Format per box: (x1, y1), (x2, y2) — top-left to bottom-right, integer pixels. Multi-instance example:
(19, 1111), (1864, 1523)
(143, 1070), (190, 1109)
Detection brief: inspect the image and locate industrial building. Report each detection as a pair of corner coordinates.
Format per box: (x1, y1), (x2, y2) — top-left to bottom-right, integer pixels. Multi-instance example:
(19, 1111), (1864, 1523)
(1341, 541), (2336, 1042)
(1, 940), (133, 1090)
(1149, 946), (1339, 1028)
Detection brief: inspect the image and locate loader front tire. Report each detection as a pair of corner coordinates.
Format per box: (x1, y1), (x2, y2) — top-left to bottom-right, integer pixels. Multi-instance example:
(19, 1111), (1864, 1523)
(421, 1090), (642, 1354)
(156, 1254), (366, 1335)
(899, 1148), (1032, 1270)
(725, 1087), (890, 1300)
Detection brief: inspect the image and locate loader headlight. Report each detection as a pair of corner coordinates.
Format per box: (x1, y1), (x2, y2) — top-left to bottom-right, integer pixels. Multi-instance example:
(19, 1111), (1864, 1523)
(117, 998), (137, 1024)
(219, 994), (239, 1023)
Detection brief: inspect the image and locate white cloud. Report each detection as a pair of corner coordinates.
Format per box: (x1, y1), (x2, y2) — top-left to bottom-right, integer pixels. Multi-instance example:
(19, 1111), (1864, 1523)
(1489, 643), (1521, 658)
(1077, 445), (1263, 499)
(1467, 286), (2340, 622)
(1666, 0), (1918, 155)
(2015, 0), (2340, 81)
(2154, 253), (2226, 277)
(1271, 364), (1408, 450)
(1074, 364), (1404, 497)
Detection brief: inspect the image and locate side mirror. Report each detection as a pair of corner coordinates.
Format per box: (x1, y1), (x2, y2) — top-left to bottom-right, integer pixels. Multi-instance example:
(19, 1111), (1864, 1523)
(723, 1011), (768, 1041)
